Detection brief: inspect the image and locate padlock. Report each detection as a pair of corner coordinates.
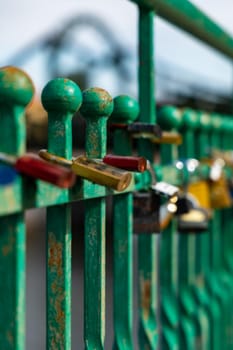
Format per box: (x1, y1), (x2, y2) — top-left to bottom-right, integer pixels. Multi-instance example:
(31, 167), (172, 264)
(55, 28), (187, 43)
(39, 149), (132, 192)
(133, 190), (160, 234)
(102, 154), (147, 172)
(177, 207), (209, 233)
(200, 157), (231, 209)
(187, 180), (211, 212)
(159, 199), (177, 230)
(127, 122), (162, 140)
(209, 175), (232, 209)
(151, 131), (182, 145)
(0, 152), (76, 188)
(110, 122), (162, 135)
(151, 182), (179, 230)
(174, 193), (194, 215)
(151, 181), (179, 199)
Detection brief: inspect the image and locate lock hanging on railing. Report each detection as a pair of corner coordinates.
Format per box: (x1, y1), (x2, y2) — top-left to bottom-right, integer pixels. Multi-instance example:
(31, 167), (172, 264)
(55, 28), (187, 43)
(39, 149), (132, 192)
(174, 158), (211, 233)
(0, 152), (76, 188)
(110, 121), (182, 145)
(133, 190), (160, 234)
(147, 161), (181, 231)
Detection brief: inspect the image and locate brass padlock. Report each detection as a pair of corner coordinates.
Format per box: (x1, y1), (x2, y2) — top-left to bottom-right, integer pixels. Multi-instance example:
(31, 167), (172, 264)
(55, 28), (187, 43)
(178, 207), (209, 234)
(209, 175), (232, 209)
(39, 149), (132, 192)
(201, 157), (231, 209)
(187, 180), (211, 211)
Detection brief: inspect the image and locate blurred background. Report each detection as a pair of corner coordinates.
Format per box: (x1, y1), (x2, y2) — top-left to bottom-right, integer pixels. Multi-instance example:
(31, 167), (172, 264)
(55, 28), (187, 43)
(1, 0), (233, 348)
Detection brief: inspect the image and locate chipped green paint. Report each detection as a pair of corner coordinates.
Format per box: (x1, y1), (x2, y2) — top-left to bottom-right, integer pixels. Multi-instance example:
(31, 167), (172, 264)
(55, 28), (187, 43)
(80, 87), (113, 349)
(111, 95), (139, 350)
(0, 66), (34, 349)
(137, 7), (158, 349)
(157, 107), (181, 350)
(42, 78), (82, 350)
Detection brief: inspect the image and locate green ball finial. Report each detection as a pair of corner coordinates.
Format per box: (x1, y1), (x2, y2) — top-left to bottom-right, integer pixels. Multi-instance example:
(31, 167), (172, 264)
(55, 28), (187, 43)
(197, 112), (211, 131)
(0, 66), (34, 106)
(41, 78), (82, 113)
(211, 115), (222, 132)
(181, 109), (199, 130)
(157, 106), (182, 130)
(80, 87), (113, 120)
(110, 95), (139, 124)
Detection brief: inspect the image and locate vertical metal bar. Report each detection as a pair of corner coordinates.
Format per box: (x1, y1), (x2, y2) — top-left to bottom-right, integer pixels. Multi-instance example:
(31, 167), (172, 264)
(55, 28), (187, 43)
(138, 6), (158, 349)
(178, 110), (209, 350)
(113, 193), (133, 350)
(41, 78), (82, 349)
(157, 106), (182, 350)
(80, 88), (113, 349)
(111, 96), (139, 350)
(160, 144), (179, 350)
(220, 118), (233, 349)
(208, 116), (227, 350)
(194, 112), (213, 350)
(0, 67), (34, 349)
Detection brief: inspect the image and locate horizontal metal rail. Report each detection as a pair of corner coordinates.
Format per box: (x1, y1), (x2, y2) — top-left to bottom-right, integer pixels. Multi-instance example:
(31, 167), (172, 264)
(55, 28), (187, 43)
(131, 0), (233, 60)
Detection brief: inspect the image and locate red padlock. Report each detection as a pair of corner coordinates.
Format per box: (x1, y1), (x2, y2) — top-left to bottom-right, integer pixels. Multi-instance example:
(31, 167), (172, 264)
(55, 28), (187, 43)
(0, 153), (76, 188)
(103, 154), (147, 172)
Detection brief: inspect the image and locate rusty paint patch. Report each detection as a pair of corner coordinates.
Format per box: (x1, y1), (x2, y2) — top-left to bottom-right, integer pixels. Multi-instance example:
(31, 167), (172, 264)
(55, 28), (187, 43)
(1, 234), (15, 256)
(48, 232), (63, 277)
(48, 232), (67, 348)
(6, 329), (14, 347)
(141, 279), (151, 320)
(196, 275), (204, 288)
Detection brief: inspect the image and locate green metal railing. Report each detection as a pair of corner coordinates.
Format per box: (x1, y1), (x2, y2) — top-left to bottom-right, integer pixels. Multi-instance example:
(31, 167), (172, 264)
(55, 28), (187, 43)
(1, 0), (233, 349)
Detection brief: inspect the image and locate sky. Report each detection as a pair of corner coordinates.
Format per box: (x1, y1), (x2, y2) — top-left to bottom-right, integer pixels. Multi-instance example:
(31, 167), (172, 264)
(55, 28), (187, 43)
(1, 0), (233, 97)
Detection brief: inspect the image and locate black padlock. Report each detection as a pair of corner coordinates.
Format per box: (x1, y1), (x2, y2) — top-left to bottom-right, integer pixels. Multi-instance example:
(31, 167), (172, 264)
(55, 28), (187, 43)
(133, 190), (160, 234)
(174, 193), (195, 215)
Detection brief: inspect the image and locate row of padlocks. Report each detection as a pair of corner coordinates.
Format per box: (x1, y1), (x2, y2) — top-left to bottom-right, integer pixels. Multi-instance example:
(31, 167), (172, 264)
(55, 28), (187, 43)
(0, 66), (233, 349)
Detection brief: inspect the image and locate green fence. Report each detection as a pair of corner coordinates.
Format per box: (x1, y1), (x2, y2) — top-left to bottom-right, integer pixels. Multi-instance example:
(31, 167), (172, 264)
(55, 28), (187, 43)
(1, 1), (233, 349)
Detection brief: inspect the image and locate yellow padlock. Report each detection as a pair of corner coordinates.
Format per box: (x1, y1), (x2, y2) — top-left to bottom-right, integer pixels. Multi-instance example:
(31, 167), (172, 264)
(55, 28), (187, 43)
(209, 175), (232, 209)
(187, 180), (211, 211)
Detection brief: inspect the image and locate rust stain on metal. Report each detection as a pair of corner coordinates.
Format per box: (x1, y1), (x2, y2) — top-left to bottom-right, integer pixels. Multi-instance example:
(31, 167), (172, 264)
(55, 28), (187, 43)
(48, 232), (63, 277)
(1, 234), (15, 256)
(54, 290), (65, 324)
(141, 279), (151, 320)
(6, 330), (14, 347)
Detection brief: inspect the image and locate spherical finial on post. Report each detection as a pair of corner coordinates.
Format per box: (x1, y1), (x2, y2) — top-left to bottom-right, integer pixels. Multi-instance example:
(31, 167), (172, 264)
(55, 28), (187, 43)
(196, 112), (211, 131)
(80, 87), (114, 158)
(211, 114), (222, 132)
(110, 95), (139, 155)
(41, 78), (82, 114)
(157, 106), (182, 131)
(181, 109), (199, 131)
(110, 95), (139, 124)
(0, 66), (35, 155)
(80, 87), (113, 119)
(41, 78), (82, 158)
(0, 66), (34, 107)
